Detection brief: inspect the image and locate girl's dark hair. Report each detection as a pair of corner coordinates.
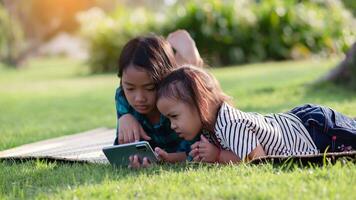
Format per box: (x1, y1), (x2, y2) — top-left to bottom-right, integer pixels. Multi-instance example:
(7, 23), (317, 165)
(157, 65), (231, 135)
(118, 34), (177, 85)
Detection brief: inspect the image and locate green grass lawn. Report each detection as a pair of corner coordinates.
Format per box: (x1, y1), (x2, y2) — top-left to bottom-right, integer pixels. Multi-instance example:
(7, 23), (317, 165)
(0, 57), (355, 199)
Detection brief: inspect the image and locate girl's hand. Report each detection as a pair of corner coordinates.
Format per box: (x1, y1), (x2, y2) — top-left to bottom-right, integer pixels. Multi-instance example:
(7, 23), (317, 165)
(167, 29), (203, 67)
(128, 148), (186, 169)
(155, 147), (187, 163)
(128, 155), (151, 169)
(155, 147), (170, 162)
(190, 135), (219, 163)
(189, 142), (201, 162)
(118, 114), (151, 144)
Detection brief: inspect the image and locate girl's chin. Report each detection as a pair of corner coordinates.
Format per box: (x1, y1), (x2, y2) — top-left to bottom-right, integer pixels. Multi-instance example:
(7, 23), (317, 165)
(183, 134), (196, 141)
(136, 110), (149, 114)
(135, 107), (154, 114)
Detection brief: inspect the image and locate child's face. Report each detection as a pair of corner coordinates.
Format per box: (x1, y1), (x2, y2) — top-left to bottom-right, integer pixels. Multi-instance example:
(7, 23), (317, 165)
(157, 97), (202, 140)
(122, 66), (157, 115)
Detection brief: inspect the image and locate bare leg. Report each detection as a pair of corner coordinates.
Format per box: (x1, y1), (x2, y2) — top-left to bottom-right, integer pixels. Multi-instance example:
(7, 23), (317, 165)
(167, 29), (203, 67)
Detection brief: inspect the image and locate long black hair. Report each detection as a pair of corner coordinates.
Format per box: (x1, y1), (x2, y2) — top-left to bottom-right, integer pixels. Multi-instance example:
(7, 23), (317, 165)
(118, 34), (178, 85)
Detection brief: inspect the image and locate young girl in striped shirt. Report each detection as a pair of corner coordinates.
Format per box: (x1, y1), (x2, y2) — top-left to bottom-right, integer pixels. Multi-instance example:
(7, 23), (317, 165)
(156, 65), (356, 163)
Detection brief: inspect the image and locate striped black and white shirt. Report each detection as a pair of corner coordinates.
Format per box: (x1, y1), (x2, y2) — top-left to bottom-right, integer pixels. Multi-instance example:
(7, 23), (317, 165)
(214, 103), (319, 160)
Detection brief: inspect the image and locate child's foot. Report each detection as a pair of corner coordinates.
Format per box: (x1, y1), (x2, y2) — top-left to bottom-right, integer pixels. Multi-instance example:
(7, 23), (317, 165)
(167, 29), (203, 67)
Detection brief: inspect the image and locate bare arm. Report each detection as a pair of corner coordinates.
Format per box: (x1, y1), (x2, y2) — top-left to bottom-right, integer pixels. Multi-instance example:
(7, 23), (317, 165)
(216, 149), (240, 164)
(163, 152), (187, 163)
(247, 145), (266, 161)
(115, 87), (150, 144)
(218, 145), (266, 163)
(155, 147), (187, 163)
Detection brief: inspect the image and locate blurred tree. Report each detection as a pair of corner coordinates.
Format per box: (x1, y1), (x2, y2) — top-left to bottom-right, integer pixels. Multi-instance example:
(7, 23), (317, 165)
(342, 0), (356, 16)
(1, 0), (95, 67)
(317, 41), (356, 88)
(162, 0), (355, 66)
(6, 0), (95, 41)
(0, 1), (24, 66)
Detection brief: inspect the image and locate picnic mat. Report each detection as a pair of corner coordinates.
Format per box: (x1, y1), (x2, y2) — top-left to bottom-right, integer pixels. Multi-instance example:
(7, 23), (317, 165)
(0, 128), (115, 164)
(1, 127), (355, 165)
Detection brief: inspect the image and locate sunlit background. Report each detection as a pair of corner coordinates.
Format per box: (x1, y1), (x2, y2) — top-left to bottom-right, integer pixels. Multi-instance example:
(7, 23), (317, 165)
(1, 0), (355, 72)
(1, 2), (356, 199)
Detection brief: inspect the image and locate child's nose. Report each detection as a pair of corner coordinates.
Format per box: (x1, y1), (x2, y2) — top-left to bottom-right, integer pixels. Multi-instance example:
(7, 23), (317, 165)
(171, 123), (177, 130)
(135, 92), (146, 102)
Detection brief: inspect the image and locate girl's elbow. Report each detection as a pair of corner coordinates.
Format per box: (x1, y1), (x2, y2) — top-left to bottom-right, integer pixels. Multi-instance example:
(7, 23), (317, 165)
(248, 145), (266, 160)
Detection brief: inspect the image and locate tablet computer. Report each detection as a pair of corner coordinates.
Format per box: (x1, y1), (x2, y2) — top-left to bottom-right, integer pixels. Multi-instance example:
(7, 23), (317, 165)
(102, 141), (159, 167)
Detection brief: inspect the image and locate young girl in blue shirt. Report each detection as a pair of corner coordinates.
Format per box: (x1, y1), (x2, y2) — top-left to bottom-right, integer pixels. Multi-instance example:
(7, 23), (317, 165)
(114, 30), (203, 168)
(156, 65), (356, 163)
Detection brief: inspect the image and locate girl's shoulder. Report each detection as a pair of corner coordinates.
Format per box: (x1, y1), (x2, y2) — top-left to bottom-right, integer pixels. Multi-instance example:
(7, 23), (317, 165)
(215, 102), (245, 128)
(218, 102), (239, 114)
(216, 102), (267, 130)
(217, 102), (246, 121)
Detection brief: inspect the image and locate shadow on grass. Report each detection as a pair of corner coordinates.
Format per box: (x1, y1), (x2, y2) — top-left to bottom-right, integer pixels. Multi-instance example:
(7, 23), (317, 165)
(238, 82), (356, 113)
(0, 159), (218, 198)
(0, 159), (128, 198)
(303, 82), (356, 104)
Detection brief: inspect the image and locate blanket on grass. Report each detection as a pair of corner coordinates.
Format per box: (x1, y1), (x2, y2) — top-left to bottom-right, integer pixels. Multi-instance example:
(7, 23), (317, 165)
(1, 128), (355, 165)
(0, 128), (114, 164)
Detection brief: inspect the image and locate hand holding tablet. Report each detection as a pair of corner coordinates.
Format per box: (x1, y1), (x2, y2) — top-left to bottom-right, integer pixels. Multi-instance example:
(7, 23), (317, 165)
(103, 141), (158, 167)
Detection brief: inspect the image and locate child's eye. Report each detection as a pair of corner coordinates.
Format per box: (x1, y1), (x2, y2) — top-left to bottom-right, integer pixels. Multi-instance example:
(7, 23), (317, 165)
(146, 87), (155, 91)
(126, 88), (134, 91)
(171, 114), (178, 119)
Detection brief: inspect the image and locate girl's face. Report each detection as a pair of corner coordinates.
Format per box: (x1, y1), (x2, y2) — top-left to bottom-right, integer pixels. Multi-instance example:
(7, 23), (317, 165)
(122, 66), (157, 115)
(157, 97), (202, 140)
